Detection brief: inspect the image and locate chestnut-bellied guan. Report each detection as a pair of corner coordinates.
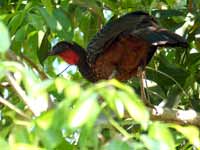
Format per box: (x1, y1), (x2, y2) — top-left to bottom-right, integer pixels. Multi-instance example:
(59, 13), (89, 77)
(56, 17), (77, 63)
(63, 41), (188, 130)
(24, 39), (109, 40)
(49, 11), (188, 83)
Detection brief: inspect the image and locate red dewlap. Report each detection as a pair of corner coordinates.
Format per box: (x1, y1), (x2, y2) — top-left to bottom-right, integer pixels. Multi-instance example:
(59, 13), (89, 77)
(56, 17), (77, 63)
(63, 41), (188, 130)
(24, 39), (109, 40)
(59, 50), (80, 65)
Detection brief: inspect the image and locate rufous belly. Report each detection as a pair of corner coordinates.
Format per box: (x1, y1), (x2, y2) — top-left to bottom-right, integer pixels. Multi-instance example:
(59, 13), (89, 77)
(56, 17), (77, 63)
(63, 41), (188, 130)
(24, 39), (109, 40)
(92, 35), (150, 81)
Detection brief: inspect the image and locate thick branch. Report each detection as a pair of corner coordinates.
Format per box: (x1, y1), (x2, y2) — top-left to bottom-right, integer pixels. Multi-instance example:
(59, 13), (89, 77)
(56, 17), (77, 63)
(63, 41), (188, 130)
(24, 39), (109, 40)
(150, 106), (200, 127)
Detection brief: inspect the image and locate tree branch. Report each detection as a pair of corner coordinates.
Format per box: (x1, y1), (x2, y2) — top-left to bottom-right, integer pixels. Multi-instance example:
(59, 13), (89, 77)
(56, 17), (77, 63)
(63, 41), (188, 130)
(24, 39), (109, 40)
(6, 50), (48, 80)
(188, 0), (193, 12)
(20, 53), (48, 80)
(6, 72), (46, 116)
(150, 106), (200, 127)
(0, 96), (30, 120)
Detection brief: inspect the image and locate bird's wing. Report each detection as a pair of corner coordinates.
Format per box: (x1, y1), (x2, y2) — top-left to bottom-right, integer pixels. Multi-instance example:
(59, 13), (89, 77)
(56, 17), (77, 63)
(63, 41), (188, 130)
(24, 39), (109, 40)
(131, 27), (188, 47)
(87, 11), (188, 65)
(87, 11), (156, 64)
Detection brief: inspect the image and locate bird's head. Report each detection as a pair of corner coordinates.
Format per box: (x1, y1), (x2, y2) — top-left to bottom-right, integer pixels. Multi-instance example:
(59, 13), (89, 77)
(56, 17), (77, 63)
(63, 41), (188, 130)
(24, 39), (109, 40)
(49, 41), (80, 65)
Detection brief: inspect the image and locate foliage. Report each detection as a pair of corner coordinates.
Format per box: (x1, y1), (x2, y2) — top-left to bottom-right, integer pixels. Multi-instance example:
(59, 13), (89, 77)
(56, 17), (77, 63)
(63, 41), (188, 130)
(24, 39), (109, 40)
(0, 0), (200, 149)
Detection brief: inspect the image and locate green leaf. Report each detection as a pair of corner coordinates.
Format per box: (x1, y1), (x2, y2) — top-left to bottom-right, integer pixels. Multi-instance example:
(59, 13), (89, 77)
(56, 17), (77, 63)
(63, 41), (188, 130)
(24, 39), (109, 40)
(118, 91), (149, 129)
(55, 140), (75, 150)
(41, 0), (53, 14)
(27, 31), (38, 53)
(77, 10), (99, 46)
(99, 86), (124, 118)
(149, 122), (175, 150)
(0, 137), (10, 150)
(141, 135), (161, 150)
(35, 126), (64, 149)
(103, 139), (133, 150)
(147, 55), (189, 89)
(169, 124), (200, 148)
(36, 110), (55, 130)
(11, 144), (44, 150)
(9, 126), (31, 144)
(68, 94), (100, 128)
(64, 82), (81, 100)
(11, 39), (21, 54)
(165, 0), (176, 7)
(15, 25), (27, 42)
(38, 7), (57, 31)
(98, 80), (149, 128)
(53, 8), (73, 40)
(38, 30), (51, 65)
(101, 0), (119, 10)
(0, 21), (10, 53)
(8, 12), (25, 35)
(28, 13), (44, 30)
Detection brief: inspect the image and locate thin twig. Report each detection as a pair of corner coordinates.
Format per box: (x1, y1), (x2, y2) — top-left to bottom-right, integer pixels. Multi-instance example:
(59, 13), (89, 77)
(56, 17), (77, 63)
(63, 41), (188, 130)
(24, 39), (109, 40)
(6, 50), (20, 62)
(0, 96), (30, 120)
(6, 72), (38, 116)
(188, 0), (193, 12)
(108, 116), (133, 140)
(103, 110), (133, 140)
(146, 66), (188, 97)
(7, 47), (48, 80)
(21, 54), (48, 80)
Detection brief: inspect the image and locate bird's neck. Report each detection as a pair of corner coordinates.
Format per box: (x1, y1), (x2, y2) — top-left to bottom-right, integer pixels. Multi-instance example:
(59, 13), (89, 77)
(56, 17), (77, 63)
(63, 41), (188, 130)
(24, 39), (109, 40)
(72, 42), (96, 82)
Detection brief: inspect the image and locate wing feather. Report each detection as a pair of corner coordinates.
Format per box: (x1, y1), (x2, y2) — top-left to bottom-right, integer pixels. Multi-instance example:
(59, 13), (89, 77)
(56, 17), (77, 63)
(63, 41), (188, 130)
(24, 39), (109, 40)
(87, 11), (187, 65)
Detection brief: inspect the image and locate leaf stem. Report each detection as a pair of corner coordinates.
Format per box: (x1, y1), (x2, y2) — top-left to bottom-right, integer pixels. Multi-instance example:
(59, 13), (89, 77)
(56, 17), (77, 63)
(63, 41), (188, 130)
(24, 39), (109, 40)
(146, 66), (188, 97)
(0, 96), (30, 120)
(21, 54), (48, 80)
(6, 72), (38, 116)
(103, 110), (133, 140)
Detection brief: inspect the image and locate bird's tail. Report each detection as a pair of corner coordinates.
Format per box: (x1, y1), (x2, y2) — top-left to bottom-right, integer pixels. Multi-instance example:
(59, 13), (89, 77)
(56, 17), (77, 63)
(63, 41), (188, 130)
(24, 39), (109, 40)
(151, 29), (188, 48)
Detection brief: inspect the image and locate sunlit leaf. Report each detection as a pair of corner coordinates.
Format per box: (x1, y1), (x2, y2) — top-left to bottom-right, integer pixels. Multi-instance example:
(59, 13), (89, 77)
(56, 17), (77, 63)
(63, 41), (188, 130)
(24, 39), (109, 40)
(118, 91), (149, 129)
(103, 139), (133, 150)
(64, 82), (81, 100)
(98, 86), (124, 118)
(0, 137), (10, 150)
(165, 0), (176, 8)
(169, 124), (200, 148)
(41, 0), (53, 14)
(68, 94), (100, 128)
(149, 122), (175, 150)
(141, 135), (161, 150)
(11, 144), (44, 150)
(0, 21), (10, 53)
(9, 126), (31, 144)
(36, 110), (55, 130)
(38, 30), (51, 64)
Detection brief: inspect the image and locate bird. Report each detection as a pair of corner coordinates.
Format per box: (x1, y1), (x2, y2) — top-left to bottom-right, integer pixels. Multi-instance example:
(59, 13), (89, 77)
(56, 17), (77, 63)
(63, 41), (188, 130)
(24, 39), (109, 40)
(49, 11), (187, 88)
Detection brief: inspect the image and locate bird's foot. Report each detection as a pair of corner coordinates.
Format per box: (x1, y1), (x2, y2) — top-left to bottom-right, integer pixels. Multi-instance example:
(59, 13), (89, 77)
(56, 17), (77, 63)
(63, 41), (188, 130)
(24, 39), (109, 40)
(142, 98), (154, 108)
(137, 67), (153, 107)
